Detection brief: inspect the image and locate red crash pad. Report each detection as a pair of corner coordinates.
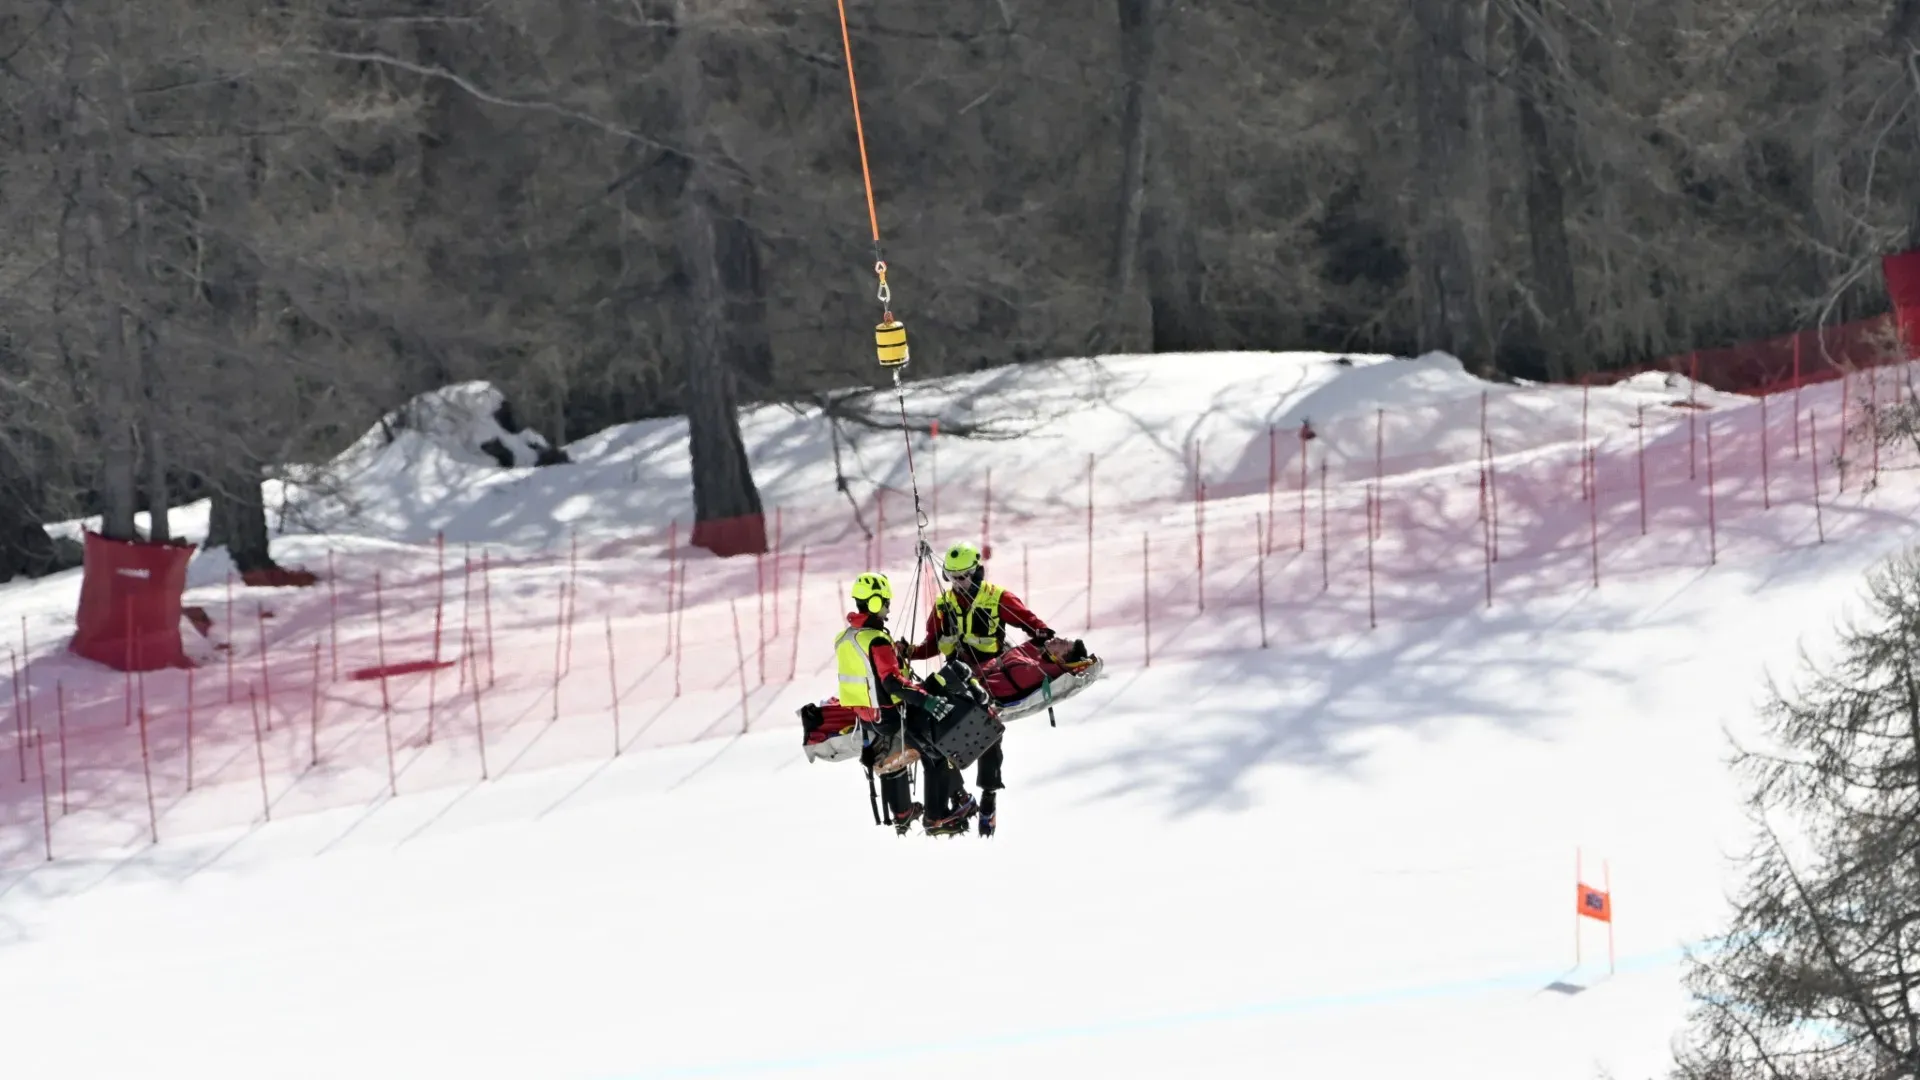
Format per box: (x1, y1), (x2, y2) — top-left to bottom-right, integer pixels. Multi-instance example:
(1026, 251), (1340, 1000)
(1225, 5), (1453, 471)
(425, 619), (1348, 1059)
(1881, 250), (1920, 358)
(69, 531), (197, 671)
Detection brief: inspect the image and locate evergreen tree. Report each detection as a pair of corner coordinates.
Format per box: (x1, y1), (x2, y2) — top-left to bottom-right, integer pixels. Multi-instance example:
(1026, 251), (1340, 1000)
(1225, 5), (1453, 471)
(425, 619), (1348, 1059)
(1675, 549), (1920, 1080)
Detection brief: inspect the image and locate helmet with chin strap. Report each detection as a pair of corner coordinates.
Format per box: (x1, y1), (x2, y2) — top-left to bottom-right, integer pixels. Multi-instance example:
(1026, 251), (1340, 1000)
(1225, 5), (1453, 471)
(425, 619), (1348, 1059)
(850, 572), (893, 614)
(942, 542), (983, 584)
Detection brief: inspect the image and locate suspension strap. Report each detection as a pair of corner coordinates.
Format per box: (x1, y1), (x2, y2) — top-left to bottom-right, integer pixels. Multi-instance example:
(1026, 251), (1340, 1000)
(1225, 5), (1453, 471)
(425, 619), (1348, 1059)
(894, 376), (933, 548)
(883, 359), (932, 725)
(833, 0), (908, 371)
(834, 0), (934, 653)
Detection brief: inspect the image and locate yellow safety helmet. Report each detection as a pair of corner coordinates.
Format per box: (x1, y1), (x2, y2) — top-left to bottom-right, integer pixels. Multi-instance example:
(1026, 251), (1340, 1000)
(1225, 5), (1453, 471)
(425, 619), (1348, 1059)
(851, 572), (893, 614)
(942, 542), (982, 578)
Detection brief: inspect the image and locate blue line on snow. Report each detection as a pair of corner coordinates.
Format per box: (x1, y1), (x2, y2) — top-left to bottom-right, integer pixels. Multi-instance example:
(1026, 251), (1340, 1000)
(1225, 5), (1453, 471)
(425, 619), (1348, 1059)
(603, 940), (1711, 1079)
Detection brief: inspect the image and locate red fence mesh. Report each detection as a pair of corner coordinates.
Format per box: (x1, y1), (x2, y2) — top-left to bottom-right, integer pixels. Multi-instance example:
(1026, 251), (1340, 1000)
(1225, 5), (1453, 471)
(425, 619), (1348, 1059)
(3, 358), (1918, 871)
(1588, 314), (1902, 398)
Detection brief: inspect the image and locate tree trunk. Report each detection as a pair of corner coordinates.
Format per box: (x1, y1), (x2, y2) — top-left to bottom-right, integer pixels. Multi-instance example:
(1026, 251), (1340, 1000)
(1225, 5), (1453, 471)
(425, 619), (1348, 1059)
(68, 9), (139, 541)
(673, 6), (765, 557)
(717, 211), (775, 393)
(1513, 0), (1581, 378)
(1896, 0), (1920, 247)
(95, 325), (140, 539)
(0, 452), (57, 582)
(1803, 48), (1850, 305)
(1142, 115), (1207, 353)
(680, 194), (767, 555)
(142, 422), (170, 543)
(1411, 0), (1491, 371)
(207, 463), (276, 574)
(0, 523), (58, 583)
(1089, 0), (1159, 356)
(89, 222), (139, 543)
(140, 325), (171, 544)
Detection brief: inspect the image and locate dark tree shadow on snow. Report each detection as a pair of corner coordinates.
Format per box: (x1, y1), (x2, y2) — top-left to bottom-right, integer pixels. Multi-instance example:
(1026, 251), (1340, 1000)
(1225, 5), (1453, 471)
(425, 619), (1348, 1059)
(1031, 592), (1691, 818)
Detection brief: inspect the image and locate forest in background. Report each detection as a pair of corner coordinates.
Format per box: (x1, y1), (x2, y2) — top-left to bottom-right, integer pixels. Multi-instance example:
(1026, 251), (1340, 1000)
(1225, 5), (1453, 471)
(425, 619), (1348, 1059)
(2, 0), (1918, 573)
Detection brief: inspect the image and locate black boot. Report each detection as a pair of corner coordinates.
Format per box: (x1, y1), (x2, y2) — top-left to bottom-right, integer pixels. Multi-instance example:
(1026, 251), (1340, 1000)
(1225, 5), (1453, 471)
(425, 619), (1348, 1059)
(891, 802), (924, 835)
(925, 790), (978, 835)
(977, 790), (996, 838)
(882, 771), (919, 835)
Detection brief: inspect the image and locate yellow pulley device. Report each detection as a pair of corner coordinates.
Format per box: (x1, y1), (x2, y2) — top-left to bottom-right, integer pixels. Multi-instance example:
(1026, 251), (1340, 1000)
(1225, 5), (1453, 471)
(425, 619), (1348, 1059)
(874, 263), (908, 368)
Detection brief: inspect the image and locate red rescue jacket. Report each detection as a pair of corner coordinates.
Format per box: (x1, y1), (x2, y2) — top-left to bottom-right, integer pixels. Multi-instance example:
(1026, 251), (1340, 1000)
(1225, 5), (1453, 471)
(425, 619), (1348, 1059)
(908, 584), (1051, 663)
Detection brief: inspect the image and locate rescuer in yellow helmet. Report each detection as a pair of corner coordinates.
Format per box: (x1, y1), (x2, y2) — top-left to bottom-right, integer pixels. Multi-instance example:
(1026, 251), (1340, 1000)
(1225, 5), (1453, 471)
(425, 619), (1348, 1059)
(837, 571), (979, 835)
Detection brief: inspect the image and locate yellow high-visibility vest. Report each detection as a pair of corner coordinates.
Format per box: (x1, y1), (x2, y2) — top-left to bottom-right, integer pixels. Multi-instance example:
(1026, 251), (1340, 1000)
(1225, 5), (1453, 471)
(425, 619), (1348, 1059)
(835, 625), (897, 709)
(936, 584), (1005, 657)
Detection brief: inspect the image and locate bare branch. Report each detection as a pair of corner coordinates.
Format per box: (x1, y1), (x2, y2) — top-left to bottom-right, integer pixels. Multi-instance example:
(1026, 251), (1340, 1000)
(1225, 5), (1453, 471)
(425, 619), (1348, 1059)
(295, 47), (745, 181)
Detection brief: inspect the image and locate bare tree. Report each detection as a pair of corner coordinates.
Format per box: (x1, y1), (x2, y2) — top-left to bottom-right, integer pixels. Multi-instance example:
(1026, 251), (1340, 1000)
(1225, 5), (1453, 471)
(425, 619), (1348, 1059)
(671, 0), (764, 555)
(1086, 0), (1159, 356)
(58, 2), (142, 540)
(0, 446), (61, 581)
(1895, 0), (1920, 248)
(1505, 0), (1582, 377)
(1409, 0), (1491, 371)
(3, 0), (1918, 545)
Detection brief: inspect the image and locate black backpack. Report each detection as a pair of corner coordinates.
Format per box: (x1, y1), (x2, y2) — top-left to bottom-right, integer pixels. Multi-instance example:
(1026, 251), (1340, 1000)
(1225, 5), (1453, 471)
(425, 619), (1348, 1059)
(916, 660), (1004, 769)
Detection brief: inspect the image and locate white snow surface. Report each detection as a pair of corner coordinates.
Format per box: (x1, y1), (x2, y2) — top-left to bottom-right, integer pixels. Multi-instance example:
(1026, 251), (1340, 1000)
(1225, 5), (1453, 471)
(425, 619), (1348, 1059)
(0, 349), (1913, 1079)
(45, 352), (1747, 555)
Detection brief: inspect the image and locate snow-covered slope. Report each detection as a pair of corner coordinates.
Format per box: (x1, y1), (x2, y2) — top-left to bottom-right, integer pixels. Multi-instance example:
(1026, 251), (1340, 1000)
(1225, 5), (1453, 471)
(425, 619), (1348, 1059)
(3, 513), (1916, 1079)
(45, 352), (1746, 555)
(0, 349), (1912, 1079)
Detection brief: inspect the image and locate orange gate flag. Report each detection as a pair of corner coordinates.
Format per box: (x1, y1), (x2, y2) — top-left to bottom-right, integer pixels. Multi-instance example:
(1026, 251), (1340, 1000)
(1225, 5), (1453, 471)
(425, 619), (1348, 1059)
(1574, 849), (1616, 974)
(1577, 882), (1612, 922)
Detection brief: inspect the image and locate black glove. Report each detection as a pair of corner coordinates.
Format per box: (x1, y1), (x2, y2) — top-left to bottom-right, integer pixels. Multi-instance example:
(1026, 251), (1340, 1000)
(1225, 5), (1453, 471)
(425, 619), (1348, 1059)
(895, 685), (928, 710)
(1032, 628), (1055, 645)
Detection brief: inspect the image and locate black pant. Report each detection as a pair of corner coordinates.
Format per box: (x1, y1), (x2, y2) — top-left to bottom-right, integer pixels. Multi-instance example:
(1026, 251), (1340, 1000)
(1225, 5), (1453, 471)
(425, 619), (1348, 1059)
(865, 708), (921, 820)
(919, 700), (1002, 809)
(922, 753), (968, 817)
(880, 769), (914, 819)
(975, 739), (1003, 793)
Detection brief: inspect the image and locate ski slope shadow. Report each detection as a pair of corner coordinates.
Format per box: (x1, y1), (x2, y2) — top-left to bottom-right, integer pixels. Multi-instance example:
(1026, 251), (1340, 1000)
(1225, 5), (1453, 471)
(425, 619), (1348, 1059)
(1035, 593), (1681, 819)
(0, 813), (265, 944)
(594, 938), (1707, 1080)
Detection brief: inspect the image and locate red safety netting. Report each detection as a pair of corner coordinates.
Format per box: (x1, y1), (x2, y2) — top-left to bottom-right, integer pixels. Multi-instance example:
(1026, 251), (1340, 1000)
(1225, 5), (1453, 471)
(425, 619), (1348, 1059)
(1587, 315), (1899, 399)
(68, 532), (197, 672)
(3, 357), (1916, 871)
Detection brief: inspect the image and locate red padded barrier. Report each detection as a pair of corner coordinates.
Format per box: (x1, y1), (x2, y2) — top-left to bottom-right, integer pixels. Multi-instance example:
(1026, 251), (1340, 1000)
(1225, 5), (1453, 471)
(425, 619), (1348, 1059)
(68, 531), (196, 671)
(1882, 250), (1920, 359)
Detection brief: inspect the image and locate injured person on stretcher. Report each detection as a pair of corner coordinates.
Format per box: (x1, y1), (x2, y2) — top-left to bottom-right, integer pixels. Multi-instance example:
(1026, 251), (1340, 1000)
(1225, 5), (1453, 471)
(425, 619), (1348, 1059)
(799, 634), (1102, 756)
(798, 548), (1107, 838)
(968, 633), (1105, 722)
(906, 540), (1104, 723)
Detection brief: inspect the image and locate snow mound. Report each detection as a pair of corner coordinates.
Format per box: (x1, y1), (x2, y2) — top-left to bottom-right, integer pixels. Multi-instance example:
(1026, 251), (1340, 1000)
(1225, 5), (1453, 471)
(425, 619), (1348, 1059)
(335, 382), (564, 474)
(38, 350), (1780, 557)
(185, 544), (236, 591)
(266, 381), (571, 540)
